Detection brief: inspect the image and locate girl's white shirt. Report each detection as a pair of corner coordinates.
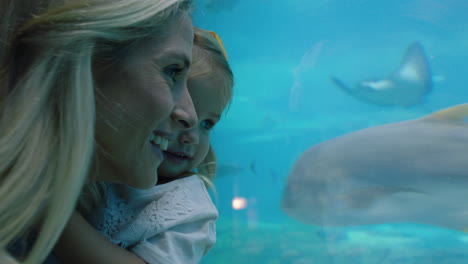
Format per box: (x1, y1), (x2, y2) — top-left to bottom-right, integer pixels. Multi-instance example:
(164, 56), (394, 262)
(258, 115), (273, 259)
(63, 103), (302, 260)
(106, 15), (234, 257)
(88, 175), (218, 264)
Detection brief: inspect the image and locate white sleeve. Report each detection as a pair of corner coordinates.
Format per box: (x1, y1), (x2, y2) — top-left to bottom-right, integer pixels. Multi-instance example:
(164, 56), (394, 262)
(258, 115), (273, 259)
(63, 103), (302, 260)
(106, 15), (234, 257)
(131, 213), (217, 264)
(128, 176), (218, 264)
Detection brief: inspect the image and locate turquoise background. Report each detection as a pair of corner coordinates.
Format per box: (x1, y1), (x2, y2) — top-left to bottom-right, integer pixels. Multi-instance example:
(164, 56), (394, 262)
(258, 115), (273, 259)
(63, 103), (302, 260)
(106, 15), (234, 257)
(193, 1), (468, 263)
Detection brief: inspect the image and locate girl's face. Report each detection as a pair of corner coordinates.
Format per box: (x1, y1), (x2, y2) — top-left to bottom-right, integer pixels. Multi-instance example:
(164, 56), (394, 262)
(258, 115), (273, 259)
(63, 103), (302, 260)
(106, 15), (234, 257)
(157, 73), (228, 181)
(94, 15), (196, 189)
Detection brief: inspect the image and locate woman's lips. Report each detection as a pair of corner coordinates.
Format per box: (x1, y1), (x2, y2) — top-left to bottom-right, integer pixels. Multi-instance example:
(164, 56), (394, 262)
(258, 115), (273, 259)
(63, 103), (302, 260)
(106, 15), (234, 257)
(150, 142), (164, 161)
(149, 131), (172, 162)
(149, 133), (169, 150)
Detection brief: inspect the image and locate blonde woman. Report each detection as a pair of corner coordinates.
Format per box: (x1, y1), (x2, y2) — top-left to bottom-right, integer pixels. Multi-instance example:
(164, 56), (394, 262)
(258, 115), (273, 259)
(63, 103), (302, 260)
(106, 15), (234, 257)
(51, 28), (234, 264)
(0, 0), (196, 263)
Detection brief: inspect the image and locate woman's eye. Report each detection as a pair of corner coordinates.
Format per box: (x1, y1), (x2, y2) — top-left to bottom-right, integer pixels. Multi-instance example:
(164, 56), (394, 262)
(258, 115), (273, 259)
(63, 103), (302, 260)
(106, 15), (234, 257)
(165, 65), (184, 82)
(200, 119), (215, 130)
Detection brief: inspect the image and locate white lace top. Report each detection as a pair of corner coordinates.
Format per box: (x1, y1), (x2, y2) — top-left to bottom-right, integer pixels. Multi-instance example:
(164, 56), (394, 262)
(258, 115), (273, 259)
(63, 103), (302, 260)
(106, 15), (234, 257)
(88, 175), (218, 264)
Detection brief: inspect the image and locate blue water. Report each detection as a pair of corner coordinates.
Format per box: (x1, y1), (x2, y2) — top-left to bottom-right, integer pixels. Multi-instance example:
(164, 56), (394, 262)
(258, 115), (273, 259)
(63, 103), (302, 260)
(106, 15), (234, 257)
(193, 0), (468, 263)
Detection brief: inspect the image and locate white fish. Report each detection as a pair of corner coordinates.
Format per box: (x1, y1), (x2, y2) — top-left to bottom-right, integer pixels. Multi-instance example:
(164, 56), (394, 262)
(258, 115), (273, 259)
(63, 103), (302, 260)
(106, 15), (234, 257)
(282, 104), (468, 230)
(332, 42), (432, 107)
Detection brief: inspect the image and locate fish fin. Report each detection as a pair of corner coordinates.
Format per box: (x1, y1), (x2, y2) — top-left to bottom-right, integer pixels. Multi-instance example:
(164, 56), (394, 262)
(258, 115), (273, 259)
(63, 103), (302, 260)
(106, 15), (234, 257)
(423, 104), (468, 122)
(393, 41), (432, 93)
(331, 77), (356, 96)
(331, 77), (395, 107)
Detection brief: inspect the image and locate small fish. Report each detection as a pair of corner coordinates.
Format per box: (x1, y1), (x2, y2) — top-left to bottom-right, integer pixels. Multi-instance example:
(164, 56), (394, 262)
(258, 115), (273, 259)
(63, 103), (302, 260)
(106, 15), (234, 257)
(332, 41), (432, 107)
(249, 160), (257, 176)
(282, 104), (468, 231)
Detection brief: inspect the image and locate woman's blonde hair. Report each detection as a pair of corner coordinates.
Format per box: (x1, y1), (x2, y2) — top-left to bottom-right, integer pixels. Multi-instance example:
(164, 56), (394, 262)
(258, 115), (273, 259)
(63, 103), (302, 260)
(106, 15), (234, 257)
(0, 0), (192, 263)
(190, 28), (234, 188)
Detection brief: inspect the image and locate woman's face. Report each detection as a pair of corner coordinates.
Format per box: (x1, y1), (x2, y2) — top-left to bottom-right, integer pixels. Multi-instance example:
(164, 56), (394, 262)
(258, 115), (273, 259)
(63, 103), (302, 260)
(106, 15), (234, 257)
(94, 14), (196, 189)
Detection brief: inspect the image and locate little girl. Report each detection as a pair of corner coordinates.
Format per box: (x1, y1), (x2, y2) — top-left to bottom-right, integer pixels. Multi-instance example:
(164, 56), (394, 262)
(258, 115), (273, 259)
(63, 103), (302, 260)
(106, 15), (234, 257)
(52, 28), (233, 264)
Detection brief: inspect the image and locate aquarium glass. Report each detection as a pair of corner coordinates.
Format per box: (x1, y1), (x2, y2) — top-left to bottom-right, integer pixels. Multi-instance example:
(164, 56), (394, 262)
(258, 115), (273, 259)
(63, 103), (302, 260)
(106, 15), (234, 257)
(194, 1), (468, 263)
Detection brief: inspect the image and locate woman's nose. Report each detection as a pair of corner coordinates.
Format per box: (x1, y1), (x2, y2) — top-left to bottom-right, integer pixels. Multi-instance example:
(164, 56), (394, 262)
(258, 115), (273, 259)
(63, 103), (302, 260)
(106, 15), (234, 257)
(171, 87), (197, 130)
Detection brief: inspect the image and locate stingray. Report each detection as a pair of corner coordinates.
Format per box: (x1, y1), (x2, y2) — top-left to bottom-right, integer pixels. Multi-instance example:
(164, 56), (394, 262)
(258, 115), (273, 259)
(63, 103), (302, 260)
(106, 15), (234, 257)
(331, 41), (432, 107)
(282, 104), (468, 231)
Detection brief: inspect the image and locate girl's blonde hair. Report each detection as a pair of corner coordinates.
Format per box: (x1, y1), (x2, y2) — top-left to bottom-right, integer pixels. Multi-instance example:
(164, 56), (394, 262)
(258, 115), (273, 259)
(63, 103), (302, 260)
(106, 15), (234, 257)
(0, 0), (192, 263)
(190, 28), (234, 188)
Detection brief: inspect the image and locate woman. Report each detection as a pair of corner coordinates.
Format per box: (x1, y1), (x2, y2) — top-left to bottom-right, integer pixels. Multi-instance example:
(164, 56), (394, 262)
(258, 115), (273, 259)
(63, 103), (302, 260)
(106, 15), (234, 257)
(0, 0), (196, 263)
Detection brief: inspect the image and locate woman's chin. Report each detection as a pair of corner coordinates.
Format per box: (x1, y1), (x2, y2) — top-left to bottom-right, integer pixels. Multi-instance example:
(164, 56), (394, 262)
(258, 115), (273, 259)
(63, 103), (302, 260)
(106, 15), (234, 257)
(126, 169), (159, 189)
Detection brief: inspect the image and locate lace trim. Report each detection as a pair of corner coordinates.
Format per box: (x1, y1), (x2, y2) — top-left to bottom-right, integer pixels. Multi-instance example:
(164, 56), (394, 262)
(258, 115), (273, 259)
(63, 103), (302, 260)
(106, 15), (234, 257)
(119, 184), (198, 245)
(95, 190), (135, 245)
(139, 185), (198, 231)
(95, 182), (198, 247)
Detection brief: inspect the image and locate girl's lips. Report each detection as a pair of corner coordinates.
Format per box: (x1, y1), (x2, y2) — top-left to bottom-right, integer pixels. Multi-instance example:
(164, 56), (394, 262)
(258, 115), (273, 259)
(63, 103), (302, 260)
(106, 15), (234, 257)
(163, 151), (191, 164)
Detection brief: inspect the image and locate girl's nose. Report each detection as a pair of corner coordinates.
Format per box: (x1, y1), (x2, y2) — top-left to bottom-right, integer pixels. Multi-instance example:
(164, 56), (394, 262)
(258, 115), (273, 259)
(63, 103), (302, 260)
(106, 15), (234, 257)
(179, 130), (199, 145)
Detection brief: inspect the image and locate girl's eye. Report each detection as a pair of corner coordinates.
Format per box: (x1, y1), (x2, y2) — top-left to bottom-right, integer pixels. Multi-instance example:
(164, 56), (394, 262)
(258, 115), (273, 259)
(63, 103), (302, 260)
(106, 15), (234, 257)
(200, 119), (215, 130)
(164, 65), (184, 82)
